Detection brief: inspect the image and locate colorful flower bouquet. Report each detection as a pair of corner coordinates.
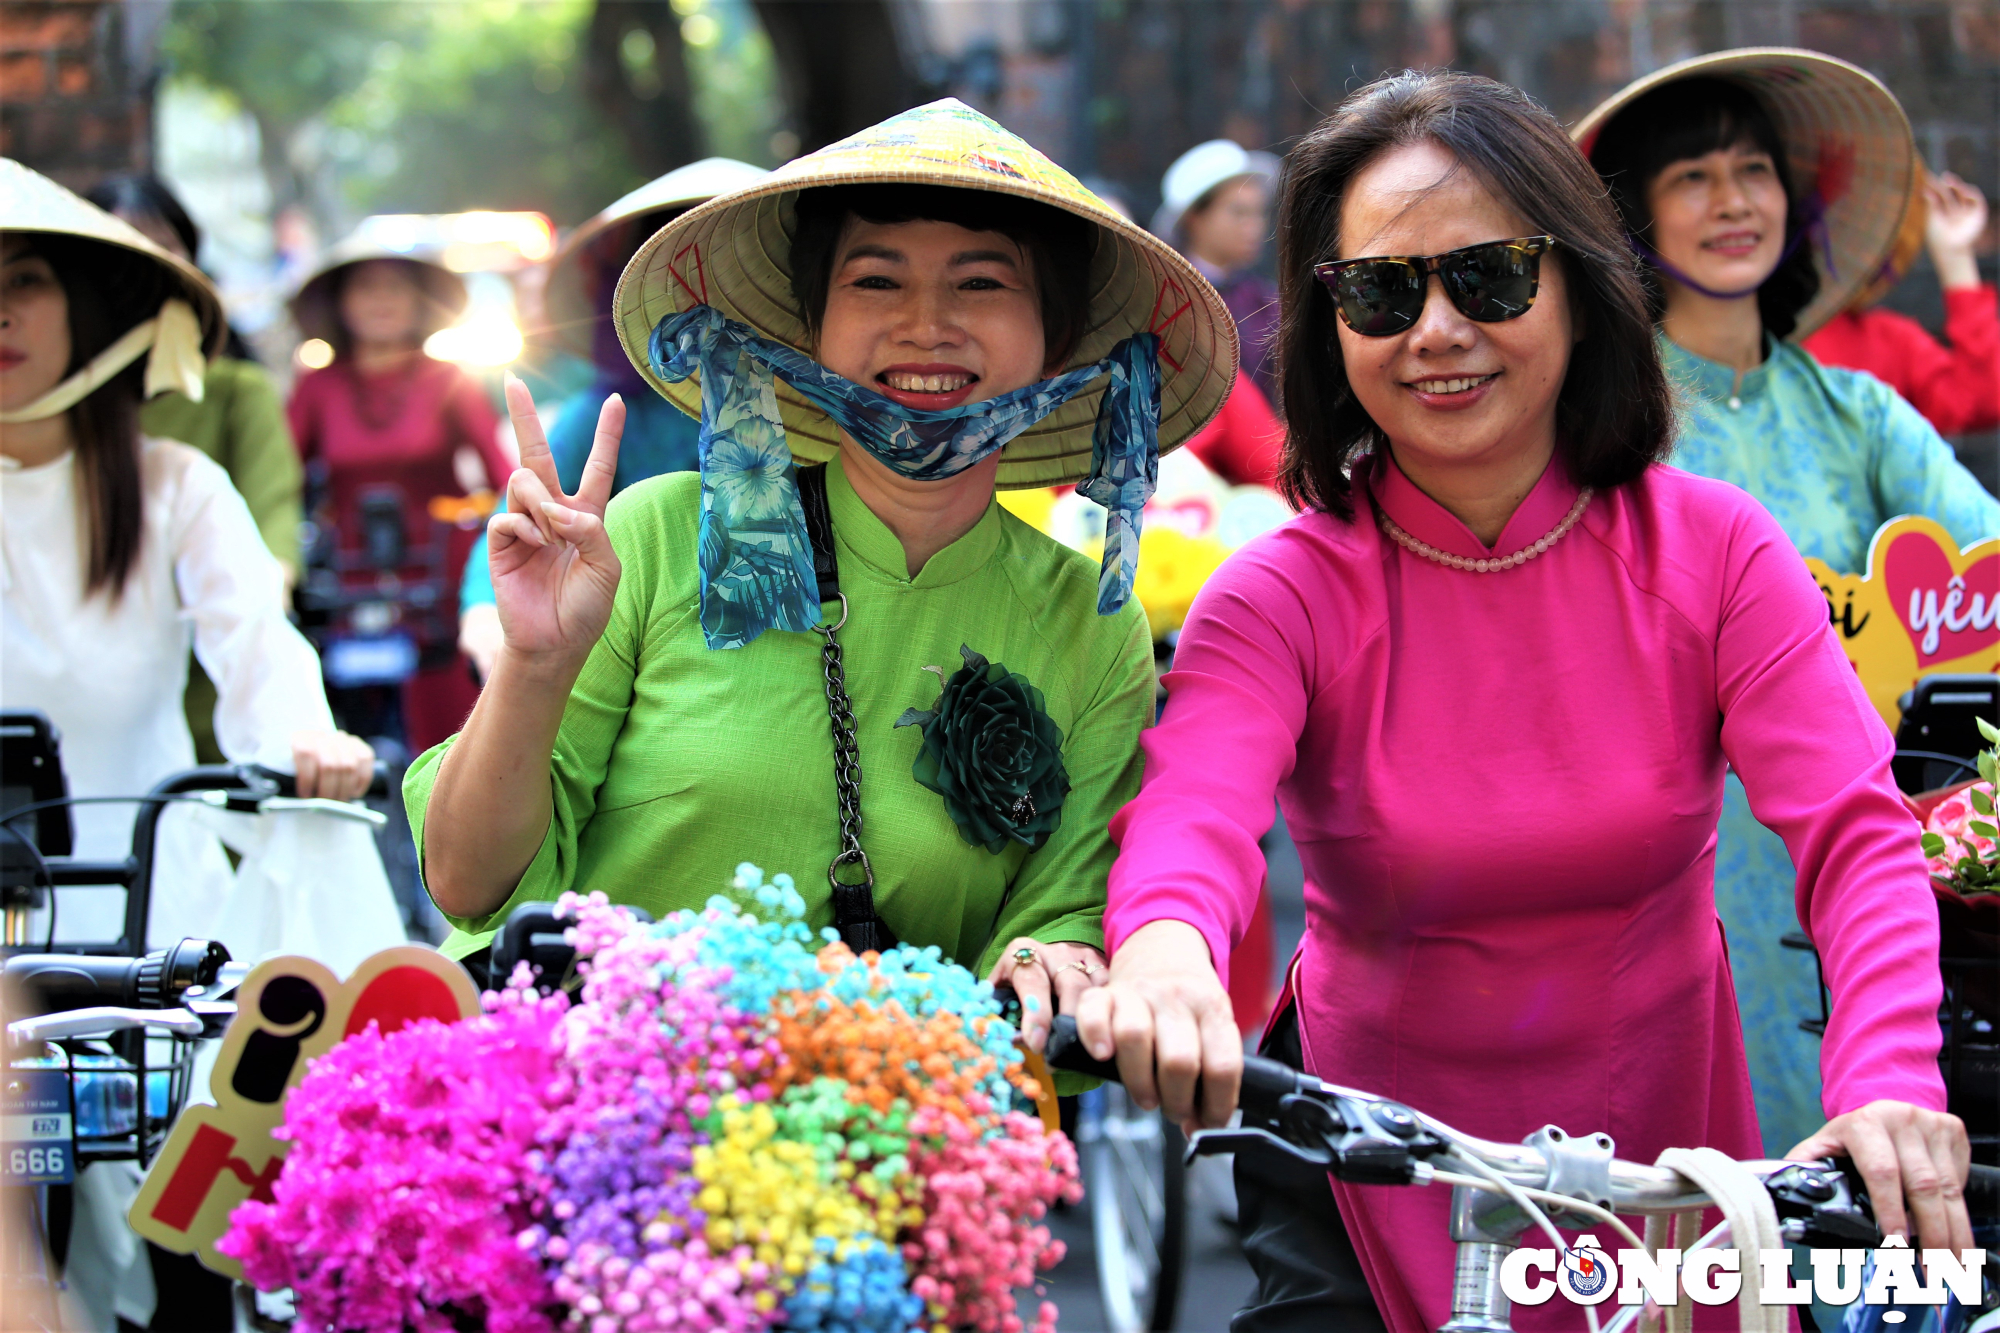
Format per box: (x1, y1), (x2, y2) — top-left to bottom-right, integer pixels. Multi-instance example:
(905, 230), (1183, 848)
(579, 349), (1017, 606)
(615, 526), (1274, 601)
(219, 866), (1081, 1333)
(1917, 717), (1999, 903)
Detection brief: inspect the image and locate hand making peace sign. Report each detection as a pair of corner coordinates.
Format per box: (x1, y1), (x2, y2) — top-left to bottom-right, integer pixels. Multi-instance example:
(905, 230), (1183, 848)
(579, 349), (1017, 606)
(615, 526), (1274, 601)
(488, 376), (626, 671)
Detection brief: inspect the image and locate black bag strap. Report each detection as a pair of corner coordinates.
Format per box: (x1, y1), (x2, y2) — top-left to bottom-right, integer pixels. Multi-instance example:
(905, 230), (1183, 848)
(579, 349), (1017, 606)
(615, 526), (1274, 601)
(795, 465), (897, 956)
(797, 464), (841, 604)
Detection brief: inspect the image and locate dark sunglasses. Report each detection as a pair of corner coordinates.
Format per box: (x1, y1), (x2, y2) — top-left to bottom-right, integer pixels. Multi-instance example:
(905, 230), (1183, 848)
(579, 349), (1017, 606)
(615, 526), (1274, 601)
(1312, 235), (1557, 337)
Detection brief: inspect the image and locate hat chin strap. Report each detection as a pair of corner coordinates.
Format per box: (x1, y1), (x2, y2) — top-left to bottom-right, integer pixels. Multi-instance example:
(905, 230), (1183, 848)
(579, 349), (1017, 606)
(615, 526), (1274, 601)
(0, 298), (207, 424)
(1628, 191), (1830, 304)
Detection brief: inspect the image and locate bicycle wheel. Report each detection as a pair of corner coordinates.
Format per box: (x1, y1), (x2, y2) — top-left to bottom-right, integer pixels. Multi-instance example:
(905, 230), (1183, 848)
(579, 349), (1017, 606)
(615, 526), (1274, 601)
(1078, 1083), (1187, 1333)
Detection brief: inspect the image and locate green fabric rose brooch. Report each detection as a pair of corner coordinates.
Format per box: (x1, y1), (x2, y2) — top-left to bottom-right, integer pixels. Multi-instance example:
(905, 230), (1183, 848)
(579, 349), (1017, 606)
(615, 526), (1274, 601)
(895, 645), (1070, 854)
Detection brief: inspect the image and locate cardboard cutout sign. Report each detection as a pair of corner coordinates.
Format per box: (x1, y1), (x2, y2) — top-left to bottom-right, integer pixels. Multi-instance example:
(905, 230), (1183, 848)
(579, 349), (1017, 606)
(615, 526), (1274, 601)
(1806, 516), (1999, 730)
(128, 947), (479, 1278)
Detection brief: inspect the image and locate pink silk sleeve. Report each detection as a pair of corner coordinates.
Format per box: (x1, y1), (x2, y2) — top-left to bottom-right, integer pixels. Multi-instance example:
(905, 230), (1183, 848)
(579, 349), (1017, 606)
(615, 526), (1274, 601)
(1106, 539), (1318, 984)
(1711, 501), (1947, 1116)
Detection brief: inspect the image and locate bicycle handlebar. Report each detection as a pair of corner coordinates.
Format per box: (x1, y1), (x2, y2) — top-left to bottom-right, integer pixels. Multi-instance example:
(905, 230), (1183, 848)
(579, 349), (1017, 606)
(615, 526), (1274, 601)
(2, 938), (230, 1017)
(1042, 1015), (2000, 1236)
(240, 763), (393, 802)
(7, 1006), (204, 1044)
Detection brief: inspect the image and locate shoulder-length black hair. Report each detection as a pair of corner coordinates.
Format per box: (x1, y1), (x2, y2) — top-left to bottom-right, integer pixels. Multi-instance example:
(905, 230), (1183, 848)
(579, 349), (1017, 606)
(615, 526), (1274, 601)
(1275, 70), (1674, 520)
(24, 234), (173, 599)
(1587, 77), (1820, 340)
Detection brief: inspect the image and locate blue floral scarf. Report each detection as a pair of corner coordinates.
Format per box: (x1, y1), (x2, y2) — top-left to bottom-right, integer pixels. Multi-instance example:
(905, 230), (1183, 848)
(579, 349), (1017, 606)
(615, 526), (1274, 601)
(649, 305), (1160, 649)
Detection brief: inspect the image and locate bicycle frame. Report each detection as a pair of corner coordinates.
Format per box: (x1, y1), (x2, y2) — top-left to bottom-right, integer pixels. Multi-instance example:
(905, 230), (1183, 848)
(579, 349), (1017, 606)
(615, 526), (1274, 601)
(3, 765), (388, 959)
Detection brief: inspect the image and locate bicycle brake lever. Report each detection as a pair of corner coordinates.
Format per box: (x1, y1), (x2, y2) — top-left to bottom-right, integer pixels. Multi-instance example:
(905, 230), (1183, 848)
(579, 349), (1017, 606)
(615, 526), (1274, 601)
(1188, 1125), (1332, 1168)
(1192, 1090), (1446, 1186)
(1766, 1160), (1880, 1248)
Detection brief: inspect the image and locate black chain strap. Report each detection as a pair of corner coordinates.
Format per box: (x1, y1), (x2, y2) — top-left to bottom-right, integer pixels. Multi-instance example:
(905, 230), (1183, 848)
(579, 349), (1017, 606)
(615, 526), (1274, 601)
(798, 468), (898, 955)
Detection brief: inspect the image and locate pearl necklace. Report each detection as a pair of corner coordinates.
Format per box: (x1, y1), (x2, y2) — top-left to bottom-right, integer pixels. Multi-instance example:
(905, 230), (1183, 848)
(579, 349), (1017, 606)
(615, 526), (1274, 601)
(1375, 487), (1594, 573)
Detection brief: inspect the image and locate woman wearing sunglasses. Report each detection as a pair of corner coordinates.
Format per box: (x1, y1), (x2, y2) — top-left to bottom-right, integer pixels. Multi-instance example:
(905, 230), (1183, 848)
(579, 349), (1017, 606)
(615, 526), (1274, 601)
(1076, 71), (1967, 1330)
(1581, 53), (1999, 1164)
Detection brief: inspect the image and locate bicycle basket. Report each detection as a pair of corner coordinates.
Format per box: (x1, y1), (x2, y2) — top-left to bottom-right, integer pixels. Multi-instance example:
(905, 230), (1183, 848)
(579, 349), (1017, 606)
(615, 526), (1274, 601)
(4, 1029), (200, 1183)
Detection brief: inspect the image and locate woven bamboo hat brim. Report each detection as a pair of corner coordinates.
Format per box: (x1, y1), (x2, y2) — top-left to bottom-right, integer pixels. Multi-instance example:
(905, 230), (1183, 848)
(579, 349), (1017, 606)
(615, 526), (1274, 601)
(0, 157), (226, 356)
(1572, 48), (1914, 341)
(613, 99), (1238, 489)
(540, 158), (770, 358)
(290, 234), (469, 346)
(1853, 160), (1930, 310)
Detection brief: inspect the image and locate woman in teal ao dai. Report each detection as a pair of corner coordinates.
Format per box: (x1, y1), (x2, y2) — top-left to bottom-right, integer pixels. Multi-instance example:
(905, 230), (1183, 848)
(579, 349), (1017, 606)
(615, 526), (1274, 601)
(1583, 54), (2000, 1153)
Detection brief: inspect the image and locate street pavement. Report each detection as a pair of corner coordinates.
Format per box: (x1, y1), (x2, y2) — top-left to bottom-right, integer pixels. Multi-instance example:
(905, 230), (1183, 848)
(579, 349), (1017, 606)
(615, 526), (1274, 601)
(1040, 1152), (1258, 1333)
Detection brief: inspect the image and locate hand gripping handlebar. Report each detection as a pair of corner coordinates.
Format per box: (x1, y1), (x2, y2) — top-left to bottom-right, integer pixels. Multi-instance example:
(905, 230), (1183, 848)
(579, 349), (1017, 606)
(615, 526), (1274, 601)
(1042, 1014), (2000, 1241)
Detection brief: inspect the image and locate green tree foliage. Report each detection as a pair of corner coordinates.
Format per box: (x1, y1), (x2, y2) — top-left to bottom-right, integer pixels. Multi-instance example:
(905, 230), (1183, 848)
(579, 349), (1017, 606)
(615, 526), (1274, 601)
(165, 0), (781, 229)
(164, 0), (417, 214)
(321, 0), (646, 220)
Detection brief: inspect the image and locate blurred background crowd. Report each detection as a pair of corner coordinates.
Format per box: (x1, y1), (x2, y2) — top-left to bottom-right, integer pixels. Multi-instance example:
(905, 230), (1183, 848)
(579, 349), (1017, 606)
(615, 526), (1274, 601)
(1, 4), (1997, 1329)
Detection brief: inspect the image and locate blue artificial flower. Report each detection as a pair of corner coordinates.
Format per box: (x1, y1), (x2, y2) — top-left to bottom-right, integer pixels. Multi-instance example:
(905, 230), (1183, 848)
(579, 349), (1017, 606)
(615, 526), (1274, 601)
(706, 419), (794, 524)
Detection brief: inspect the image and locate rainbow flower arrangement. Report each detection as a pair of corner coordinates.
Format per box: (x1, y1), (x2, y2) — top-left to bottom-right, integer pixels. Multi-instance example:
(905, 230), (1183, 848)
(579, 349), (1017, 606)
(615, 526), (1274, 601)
(219, 866), (1082, 1333)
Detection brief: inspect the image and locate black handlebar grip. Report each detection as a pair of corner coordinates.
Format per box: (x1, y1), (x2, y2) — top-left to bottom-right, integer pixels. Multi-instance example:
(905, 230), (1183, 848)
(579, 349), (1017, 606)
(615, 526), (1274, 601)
(1042, 1015), (1319, 1120)
(1966, 1163), (2000, 1214)
(2, 938), (230, 1016)
(1238, 1053), (1319, 1118)
(1044, 1015), (1122, 1082)
(247, 762), (392, 800)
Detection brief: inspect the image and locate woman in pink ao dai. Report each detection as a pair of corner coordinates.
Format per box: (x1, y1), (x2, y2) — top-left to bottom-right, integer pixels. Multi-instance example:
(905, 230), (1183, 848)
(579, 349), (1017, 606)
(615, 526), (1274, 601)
(1075, 71), (1971, 1332)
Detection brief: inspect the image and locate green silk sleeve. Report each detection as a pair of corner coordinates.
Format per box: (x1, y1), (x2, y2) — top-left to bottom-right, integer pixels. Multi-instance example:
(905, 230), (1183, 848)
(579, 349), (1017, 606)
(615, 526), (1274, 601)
(974, 605), (1154, 978)
(221, 362), (305, 571)
(138, 361), (304, 570)
(405, 488), (654, 955)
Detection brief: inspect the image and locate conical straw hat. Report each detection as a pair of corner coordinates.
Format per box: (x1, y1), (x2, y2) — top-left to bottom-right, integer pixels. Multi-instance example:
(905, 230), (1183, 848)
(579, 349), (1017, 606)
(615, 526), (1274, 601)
(540, 158), (770, 358)
(0, 157), (226, 355)
(613, 99), (1238, 489)
(1852, 160), (1930, 310)
(1572, 48), (1914, 342)
(290, 233), (470, 346)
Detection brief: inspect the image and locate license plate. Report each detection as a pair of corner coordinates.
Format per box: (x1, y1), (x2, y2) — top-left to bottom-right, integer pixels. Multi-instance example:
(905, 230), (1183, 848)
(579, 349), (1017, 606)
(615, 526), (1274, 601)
(324, 633), (419, 688)
(3, 1071), (74, 1185)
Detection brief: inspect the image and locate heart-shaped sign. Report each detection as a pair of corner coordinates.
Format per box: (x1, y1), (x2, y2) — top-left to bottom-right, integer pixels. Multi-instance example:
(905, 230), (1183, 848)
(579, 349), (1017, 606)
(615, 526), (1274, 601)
(130, 947), (481, 1278)
(1881, 528), (1999, 664)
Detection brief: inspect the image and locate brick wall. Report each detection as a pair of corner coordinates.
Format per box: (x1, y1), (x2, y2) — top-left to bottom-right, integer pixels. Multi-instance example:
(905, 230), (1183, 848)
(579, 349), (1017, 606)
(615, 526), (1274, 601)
(0, 0), (160, 189)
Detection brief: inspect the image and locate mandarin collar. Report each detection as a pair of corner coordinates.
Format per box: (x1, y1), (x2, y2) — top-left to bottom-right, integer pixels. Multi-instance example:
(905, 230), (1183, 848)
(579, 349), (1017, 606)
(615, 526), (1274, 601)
(1658, 331), (1779, 408)
(1365, 450), (1582, 563)
(826, 450), (1004, 589)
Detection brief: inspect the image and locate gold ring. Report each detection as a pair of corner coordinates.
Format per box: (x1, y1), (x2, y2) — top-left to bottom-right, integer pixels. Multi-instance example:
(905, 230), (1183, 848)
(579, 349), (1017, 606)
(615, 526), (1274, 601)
(1012, 946), (1039, 968)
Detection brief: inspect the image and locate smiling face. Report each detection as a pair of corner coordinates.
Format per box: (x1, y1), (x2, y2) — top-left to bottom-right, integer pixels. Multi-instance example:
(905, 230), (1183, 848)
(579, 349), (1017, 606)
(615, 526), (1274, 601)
(1642, 143), (1788, 297)
(1334, 140), (1574, 477)
(814, 217), (1049, 414)
(0, 235), (73, 414)
(338, 259), (426, 350)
